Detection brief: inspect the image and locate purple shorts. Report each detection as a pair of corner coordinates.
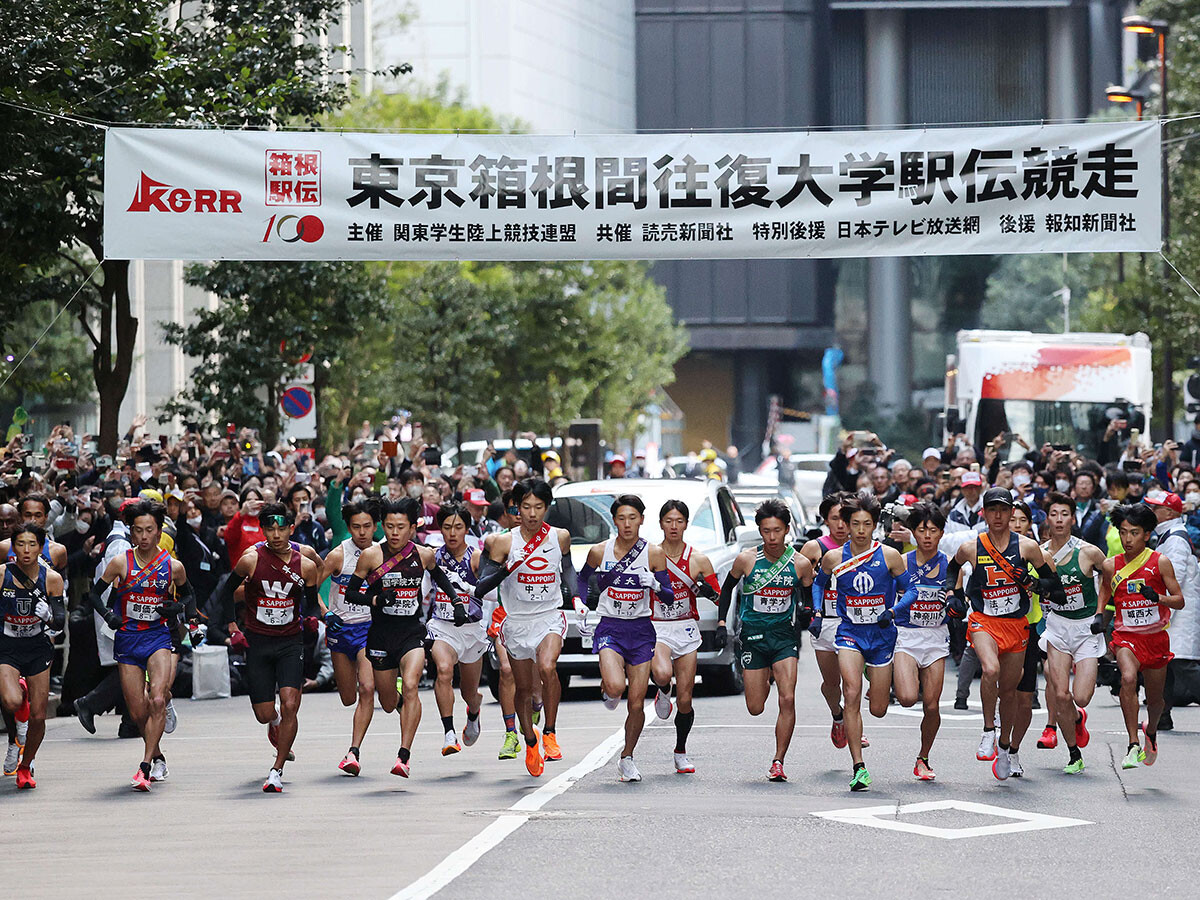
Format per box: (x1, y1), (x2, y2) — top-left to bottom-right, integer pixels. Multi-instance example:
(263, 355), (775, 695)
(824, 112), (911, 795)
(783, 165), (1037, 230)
(593, 617), (656, 666)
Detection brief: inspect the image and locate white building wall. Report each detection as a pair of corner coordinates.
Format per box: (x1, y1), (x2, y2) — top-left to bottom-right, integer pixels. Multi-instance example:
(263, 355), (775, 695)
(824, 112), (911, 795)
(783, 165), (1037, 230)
(375, 0), (636, 132)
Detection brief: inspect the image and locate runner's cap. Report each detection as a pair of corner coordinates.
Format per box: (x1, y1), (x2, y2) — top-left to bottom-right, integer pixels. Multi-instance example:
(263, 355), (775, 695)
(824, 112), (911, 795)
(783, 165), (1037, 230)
(982, 487), (1012, 507)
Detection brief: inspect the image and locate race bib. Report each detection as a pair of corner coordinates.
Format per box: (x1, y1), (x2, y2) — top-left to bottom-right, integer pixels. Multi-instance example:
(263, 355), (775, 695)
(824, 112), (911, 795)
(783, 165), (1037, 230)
(3, 616), (40, 638)
(126, 597), (162, 622)
(846, 593), (885, 625)
(1060, 582), (1085, 612)
(383, 588), (420, 616)
(982, 586), (1021, 617)
(751, 584), (792, 615)
(909, 586), (945, 627)
(823, 587), (838, 617)
(656, 596), (690, 620)
(256, 599), (295, 626)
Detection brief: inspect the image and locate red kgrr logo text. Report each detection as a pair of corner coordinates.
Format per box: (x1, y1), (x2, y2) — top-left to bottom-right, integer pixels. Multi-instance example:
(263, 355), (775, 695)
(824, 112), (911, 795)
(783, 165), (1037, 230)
(126, 172), (242, 213)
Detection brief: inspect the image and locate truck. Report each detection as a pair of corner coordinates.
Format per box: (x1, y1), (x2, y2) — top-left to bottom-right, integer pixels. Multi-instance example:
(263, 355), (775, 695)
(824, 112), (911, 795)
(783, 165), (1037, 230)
(945, 330), (1152, 459)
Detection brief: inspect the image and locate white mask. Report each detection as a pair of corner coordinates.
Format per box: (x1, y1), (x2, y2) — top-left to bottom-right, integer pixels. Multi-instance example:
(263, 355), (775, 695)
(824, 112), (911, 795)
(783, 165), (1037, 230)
(1055, 478), (1071, 492)
(1187, 492), (1200, 502)
(186, 515), (203, 528)
(1012, 474), (1031, 488)
(351, 491), (367, 502)
(75, 519), (91, 534)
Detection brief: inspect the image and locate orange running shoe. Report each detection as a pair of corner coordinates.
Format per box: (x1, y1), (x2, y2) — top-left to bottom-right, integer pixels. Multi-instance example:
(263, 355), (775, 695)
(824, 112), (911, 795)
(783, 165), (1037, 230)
(15, 765), (35, 790)
(543, 732), (562, 761)
(525, 734), (544, 777)
(131, 766), (151, 792)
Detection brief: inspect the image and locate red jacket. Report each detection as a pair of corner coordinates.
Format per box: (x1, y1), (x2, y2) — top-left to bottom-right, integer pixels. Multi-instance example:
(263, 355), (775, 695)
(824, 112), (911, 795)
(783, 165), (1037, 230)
(224, 511), (265, 567)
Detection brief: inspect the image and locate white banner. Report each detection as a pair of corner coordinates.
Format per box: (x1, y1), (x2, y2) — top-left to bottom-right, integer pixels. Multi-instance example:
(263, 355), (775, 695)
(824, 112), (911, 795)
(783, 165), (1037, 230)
(103, 121), (1161, 261)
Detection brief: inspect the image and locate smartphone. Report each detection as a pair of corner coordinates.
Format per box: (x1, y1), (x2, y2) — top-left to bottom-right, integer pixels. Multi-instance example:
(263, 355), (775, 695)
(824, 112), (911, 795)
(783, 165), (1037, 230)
(1122, 460), (1143, 472)
(364, 440), (380, 456)
(226, 422), (236, 437)
(210, 449), (229, 460)
(1002, 432), (1017, 443)
(136, 462), (152, 476)
(96, 455), (113, 468)
(84, 440), (98, 455)
(1051, 443), (1072, 452)
(294, 471), (311, 484)
(851, 430), (874, 449)
(158, 435), (168, 449)
(1129, 428), (1141, 447)
(382, 440), (398, 458)
(463, 465), (478, 478)
(30, 453), (47, 466)
(969, 462), (981, 472)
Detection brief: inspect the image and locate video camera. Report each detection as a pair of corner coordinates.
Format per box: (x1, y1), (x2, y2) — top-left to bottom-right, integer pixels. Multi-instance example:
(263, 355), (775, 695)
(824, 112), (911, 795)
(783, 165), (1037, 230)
(877, 501), (911, 539)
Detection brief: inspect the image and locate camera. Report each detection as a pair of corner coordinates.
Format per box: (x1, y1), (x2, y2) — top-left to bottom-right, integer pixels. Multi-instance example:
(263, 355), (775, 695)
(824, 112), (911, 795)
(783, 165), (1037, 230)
(878, 501), (912, 537)
(421, 445), (441, 466)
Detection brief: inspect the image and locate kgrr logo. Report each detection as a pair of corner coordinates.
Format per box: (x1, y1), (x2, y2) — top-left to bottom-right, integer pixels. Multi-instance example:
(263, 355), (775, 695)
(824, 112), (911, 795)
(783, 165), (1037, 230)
(262, 213), (325, 243)
(127, 171), (242, 212)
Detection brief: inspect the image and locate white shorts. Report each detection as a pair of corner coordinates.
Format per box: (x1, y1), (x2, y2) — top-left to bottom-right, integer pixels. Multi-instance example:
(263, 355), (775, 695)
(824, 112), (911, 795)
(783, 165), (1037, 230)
(426, 617), (490, 665)
(894, 625), (951, 669)
(653, 618), (702, 660)
(811, 616), (840, 654)
(501, 610), (567, 661)
(1039, 613), (1105, 662)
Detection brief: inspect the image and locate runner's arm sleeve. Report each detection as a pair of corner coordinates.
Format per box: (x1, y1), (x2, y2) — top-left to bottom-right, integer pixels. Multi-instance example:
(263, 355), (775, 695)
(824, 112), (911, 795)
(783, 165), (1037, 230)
(577, 562), (597, 609)
(326, 480), (348, 545)
(652, 569), (674, 605)
(810, 568), (828, 614)
(88, 578), (121, 629)
(303, 582), (320, 614)
(944, 558), (964, 595)
(345, 573), (378, 607)
(214, 572), (247, 625)
(561, 553), (580, 603)
(474, 556), (511, 599)
(717, 572), (739, 622)
(47, 593), (66, 631)
(696, 572), (721, 601)
(177, 580), (197, 621)
(1034, 562), (1067, 607)
(429, 564), (462, 605)
(892, 566), (918, 614)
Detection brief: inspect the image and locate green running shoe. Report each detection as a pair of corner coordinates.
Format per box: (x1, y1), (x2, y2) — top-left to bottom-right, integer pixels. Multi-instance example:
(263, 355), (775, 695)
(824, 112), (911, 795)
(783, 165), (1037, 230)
(1063, 757), (1085, 775)
(499, 730), (521, 760)
(1121, 745), (1143, 770)
(850, 767), (872, 792)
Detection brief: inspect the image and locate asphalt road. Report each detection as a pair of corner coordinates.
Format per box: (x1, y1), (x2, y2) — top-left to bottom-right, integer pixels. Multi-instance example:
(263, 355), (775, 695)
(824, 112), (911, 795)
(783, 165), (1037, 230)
(4, 650), (1196, 899)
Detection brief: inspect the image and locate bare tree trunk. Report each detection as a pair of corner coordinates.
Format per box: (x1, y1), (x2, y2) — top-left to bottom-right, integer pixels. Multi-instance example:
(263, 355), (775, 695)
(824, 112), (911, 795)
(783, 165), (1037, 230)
(92, 259), (137, 456)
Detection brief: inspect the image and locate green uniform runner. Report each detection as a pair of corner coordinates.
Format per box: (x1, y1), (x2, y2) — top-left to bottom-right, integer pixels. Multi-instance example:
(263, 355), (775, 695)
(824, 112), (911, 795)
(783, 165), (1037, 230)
(737, 546), (803, 670)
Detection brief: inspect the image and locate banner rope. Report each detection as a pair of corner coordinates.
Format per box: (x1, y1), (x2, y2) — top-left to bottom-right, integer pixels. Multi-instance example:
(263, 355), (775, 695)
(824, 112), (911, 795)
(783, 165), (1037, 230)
(0, 259), (105, 392)
(1160, 251), (1200, 305)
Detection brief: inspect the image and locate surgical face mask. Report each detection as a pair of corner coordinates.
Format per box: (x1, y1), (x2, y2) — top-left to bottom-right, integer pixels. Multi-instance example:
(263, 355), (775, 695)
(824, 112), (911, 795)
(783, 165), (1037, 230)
(75, 519), (91, 534)
(1055, 478), (1070, 493)
(1187, 491), (1200, 503)
(406, 484), (423, 499)
(1012, 474), (1031, 488)
(351, 490), (367, 502)
(186, 515), (203, 528)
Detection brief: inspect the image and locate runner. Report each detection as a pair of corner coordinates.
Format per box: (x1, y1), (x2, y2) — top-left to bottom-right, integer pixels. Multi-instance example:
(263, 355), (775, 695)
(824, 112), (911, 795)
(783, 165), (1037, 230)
(578, 494), (674, 782)
(89, 500), (193, 791)
(427, 503), (488, 757)
(344, 497), (461, 779)
(486, 490), (525, 761)
(815, 493), (914, 792)
(0, 525), (65, 789)
(1098, 503), (1185, 770)
(801, 492), (864, 750)
(892, 502), (957, 781)
(318, 496), (378, 776)
(947, 487), (1065, 781)
(0, 494), (69, 575)
(1005, 500), (1044, 777)
(717, 498), (814, 783)
(652, 499), (720, 774)
(216, 502), (322, 793)
(474, 479), (578, 778)
(1038, 491), (1107, 775)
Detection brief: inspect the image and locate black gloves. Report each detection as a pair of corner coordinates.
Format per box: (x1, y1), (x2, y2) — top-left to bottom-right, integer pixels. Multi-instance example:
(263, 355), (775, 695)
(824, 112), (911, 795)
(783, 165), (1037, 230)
(714, 624), (728, 651)
(453, 602), (469, 627)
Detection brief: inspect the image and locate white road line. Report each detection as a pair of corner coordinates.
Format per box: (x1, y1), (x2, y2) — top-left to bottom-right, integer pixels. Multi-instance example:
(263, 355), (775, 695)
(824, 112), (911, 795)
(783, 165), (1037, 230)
(387, 727), (626, 900)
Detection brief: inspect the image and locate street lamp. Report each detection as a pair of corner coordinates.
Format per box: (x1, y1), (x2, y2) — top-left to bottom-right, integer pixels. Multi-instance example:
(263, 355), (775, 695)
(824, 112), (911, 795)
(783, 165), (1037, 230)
(1123, 14), (1173, 435)
(1106, 85), (1148, 120)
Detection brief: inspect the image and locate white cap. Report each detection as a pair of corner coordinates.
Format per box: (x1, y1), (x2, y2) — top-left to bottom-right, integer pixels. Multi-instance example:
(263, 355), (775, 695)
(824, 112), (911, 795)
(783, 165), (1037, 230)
(922, 447), (942, 461)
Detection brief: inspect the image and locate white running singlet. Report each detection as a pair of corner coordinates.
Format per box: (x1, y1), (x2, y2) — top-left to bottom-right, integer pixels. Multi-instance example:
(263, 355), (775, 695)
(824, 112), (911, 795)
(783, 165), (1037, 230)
(596, 538), (652, 620)
(499, 526), (565, 617)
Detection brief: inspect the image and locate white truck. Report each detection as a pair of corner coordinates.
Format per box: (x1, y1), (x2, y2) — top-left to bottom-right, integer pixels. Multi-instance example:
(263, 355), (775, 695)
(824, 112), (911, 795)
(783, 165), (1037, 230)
(946, 330), (1152, 458)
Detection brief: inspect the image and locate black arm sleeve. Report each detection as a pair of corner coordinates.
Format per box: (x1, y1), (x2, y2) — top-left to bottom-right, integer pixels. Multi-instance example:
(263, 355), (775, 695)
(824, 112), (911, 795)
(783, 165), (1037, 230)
(215, 572), (247, 625)
(48, 593), (66, 631)
(945, 558), (963, 593)
(474, 555), (510, 599)
(303, 583), (320, 616)
(89, 578), (116, 622)
(1035, 562), (1068, 606)
(177, 580), (197, 621)
(560, 552), (579, 604)
(429, 564), (462, 604)
(717, 572), (740, 622)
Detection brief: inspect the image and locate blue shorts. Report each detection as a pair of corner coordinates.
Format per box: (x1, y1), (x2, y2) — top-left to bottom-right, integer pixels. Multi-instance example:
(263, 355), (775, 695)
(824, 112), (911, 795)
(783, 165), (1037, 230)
(326, 620), (370, 658)
(594, 617), (656, 667)
(834, 621), (897, 668)
(113, 626), (174, 669)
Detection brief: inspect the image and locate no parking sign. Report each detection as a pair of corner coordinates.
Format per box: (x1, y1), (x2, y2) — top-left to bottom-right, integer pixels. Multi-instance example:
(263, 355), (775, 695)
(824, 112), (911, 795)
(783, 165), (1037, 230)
(279, 364), (316, 440)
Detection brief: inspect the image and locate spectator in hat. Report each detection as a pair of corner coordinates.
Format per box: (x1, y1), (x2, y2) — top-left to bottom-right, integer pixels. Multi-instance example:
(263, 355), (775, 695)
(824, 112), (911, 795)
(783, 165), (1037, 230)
(463, 488), (500, 539)
(947, 470), (985, 530)
(608, 455), (627, 479)
(1146, 490), (1200, 729)
(921, 446), (944, 477)
(629, 450), (648, 479)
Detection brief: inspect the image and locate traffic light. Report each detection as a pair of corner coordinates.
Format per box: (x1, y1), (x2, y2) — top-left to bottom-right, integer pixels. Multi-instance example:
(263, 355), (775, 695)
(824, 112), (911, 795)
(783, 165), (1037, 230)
(1186, 356), (1200, 415)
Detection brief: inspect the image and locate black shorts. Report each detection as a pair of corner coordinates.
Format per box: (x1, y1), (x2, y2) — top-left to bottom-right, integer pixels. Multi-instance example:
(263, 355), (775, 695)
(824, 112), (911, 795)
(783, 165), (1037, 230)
(0, 635), (53, 678)
(244, 631), (304, 704)
(366, 618), (426, 671)
(1018, 633), (1043, 693)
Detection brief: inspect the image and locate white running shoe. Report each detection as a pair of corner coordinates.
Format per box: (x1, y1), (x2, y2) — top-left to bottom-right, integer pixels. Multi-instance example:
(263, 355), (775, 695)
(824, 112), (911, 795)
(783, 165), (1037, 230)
(263, 768), (284, 793)
(674, 752), (695, 774)
(149, 758), (169, 782)
(992, 747), (1012, 781)
(16, 719), (28, 747)
(463, 716), (481, 747)
(1009, 751), (1024, 778)
(617, 756), (642, 782)
(654, 689), (673, 720)
(3, 742), (20, 776)
(976, 731), (997, 761)
(442, 731), (462, 756)
(164, 701), (177, 735)
(602, 692), (620, 711)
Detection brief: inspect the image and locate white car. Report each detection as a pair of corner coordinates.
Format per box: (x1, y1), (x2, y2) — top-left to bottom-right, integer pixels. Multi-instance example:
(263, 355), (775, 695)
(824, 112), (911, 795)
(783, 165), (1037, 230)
(482, 478), (754, 696)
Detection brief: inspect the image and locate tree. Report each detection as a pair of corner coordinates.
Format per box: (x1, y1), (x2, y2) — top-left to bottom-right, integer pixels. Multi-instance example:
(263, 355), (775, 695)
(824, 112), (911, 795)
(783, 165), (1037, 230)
(161, 261), (385, 450)
(0, 1), (391, 452)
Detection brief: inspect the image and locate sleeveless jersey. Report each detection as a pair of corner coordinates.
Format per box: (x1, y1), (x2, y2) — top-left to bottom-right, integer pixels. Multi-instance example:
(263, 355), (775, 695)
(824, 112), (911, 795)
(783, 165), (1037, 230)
(115, 549), (173, 633)
(1, 565), (49, 640)
(374, 542), (426, 623)
(834, 544), (896, 626)
(814, 535), (841, 617)
(596, 538), (652, 620)
(738, 546), (801, 628)
(656, 544), (699, 621)
(896, 550), (948, 628)
(1112, 550), (1170, 634)
(243, 546), (306, 637)
(966, 532), (1029, 619)
(432, 544), (482, 622)
(327, 538), (372, 624)
(499, 527), (565, 617)
(1042, 539), (1098, 620)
